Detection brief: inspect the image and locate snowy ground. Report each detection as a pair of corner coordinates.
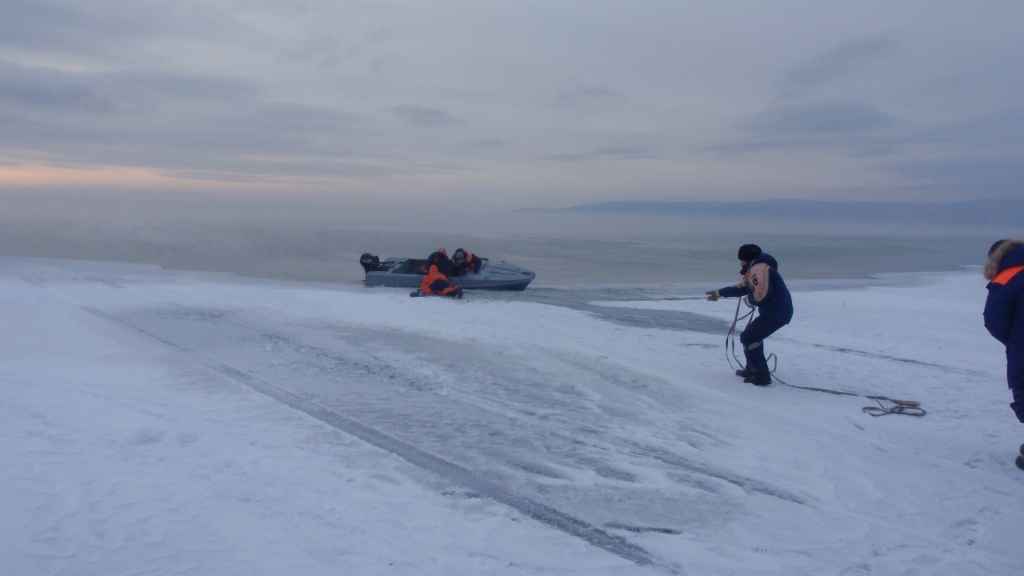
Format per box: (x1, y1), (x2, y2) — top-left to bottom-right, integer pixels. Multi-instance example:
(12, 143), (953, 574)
(1, 257), (1021, 575)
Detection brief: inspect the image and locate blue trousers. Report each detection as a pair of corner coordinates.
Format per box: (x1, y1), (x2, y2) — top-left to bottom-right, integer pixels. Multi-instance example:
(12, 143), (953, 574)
(740, 316), (787, 374)
(1008, 342), (1024, 423)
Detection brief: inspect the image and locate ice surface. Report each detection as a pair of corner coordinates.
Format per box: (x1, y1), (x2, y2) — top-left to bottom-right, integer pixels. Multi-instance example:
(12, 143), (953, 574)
(1, 258), (1021, 575)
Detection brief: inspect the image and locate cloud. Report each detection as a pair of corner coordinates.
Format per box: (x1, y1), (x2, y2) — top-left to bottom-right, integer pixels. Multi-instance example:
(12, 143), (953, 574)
(0, 1), (239, 54)
(0, 59), (374, 177)
(712, 36), (903, 157)
(913, 106), (1024, 152)
(551, 85), (622, 109)
(873, 107), (1024, 171)
(709, 101), (902, 156)
(0, 2), (1021, 204)
(0, 61), (107, 112)
(0, 59), (255, 114)
(390, 105), (462, 127)
(777, 36), (899, 100)
(542, 145), (656, 162)
(885, 154), (1024, 196)
(747, 101), (899, 137)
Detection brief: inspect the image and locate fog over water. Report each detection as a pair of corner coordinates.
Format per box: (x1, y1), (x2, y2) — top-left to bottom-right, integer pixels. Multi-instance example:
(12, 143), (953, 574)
(0, 192), (1005, 286)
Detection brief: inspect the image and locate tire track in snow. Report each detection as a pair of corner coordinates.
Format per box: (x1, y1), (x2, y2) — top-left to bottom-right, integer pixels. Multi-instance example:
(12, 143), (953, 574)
(327, 322), (807, 508)
(808, 344), (988, 376)
(82, 306), (670, 572)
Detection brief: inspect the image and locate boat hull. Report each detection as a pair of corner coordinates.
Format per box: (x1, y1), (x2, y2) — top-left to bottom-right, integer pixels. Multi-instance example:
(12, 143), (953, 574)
(364, 258), (535, 291)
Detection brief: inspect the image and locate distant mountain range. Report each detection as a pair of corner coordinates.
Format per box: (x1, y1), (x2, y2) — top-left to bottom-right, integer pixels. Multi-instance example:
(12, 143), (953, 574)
(515, 198), (1024, 227)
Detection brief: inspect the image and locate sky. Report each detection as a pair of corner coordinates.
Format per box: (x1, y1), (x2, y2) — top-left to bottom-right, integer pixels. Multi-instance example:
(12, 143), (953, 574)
(1, 1), (1023, 213)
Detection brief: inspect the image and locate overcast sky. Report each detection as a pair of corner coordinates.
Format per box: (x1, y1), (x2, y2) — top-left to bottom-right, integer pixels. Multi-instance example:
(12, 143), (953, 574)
(1, 1), (1022, 211)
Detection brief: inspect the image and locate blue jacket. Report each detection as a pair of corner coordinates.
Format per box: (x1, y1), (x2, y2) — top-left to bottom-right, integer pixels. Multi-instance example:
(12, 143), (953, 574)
(423, 251), (453, 277)
(984, 240), (1024, 423)
(984, 241), (1024, 347)
(719, 253), (794, 324)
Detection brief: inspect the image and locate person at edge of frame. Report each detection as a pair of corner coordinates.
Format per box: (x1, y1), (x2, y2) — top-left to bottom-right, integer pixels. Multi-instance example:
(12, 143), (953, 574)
(983, 239), (1024, 471)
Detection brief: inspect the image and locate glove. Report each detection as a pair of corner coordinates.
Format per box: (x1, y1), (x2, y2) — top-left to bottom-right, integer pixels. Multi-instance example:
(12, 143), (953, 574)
(705, 289), (720, 301)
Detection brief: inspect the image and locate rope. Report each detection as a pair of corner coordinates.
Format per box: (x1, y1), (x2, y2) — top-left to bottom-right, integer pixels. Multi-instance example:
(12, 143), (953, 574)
(723, 298), (926, 417)
(769, 367), (925, 417)
(725, 297), (755, 372)
(861, 397), (926, 417)
(590, 296), (709, 302)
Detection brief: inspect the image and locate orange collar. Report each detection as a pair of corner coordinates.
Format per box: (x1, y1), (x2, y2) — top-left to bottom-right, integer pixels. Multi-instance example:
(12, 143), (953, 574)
(994, 265), (1024, 285)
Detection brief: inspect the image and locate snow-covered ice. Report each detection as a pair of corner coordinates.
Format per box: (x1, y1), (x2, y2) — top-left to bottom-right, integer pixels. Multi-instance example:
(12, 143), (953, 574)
(1, 257), (1021, 575)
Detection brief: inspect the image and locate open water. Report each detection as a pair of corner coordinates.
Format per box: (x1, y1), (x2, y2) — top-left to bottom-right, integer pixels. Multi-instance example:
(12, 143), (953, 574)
(0, 210), (1001, 286)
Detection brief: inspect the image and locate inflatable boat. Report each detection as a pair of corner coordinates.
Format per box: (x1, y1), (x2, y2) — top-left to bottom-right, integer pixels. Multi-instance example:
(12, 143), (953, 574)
(362, 257), (535, 291)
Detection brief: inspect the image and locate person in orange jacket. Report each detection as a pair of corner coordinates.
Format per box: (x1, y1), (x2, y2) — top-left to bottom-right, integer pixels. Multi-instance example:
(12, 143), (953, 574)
(413, 264), (463, 298)
(450, 248), (482, 277)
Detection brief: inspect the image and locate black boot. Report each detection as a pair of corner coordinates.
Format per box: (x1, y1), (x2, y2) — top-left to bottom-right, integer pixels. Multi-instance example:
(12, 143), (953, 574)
(735, 366), (753, 378)
(743, 371), (772, 386)
(1017, 445), (1024, 471)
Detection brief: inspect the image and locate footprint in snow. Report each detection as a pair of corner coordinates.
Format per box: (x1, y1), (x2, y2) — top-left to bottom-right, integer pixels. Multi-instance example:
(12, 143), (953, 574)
(126, 428), (166, 446)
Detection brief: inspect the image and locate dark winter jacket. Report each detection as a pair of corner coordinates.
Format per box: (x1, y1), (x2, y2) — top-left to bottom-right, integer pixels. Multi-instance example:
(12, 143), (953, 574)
(718, 253), (794, 324)
(984, 240), (1024, 346)
(359, 253), (381, 273)
(984, 240), (1024, 422)
(423, 250), (453, 277)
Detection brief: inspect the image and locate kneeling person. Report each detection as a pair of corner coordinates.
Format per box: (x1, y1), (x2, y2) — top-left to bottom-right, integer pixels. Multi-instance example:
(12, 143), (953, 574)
(414, 264), (463, 298)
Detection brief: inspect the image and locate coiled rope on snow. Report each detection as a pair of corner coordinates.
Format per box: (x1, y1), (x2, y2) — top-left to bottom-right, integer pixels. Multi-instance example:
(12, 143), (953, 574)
(724, 297), (925, 417)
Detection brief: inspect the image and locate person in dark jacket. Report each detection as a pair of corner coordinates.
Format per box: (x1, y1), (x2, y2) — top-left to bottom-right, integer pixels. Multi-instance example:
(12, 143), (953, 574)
(422, 248), (453, 277)
(359, 253), (382, 273)
(983, 239), (1024, 470)
(450, 248), (482, 277)
(706, 244), (794, 386)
